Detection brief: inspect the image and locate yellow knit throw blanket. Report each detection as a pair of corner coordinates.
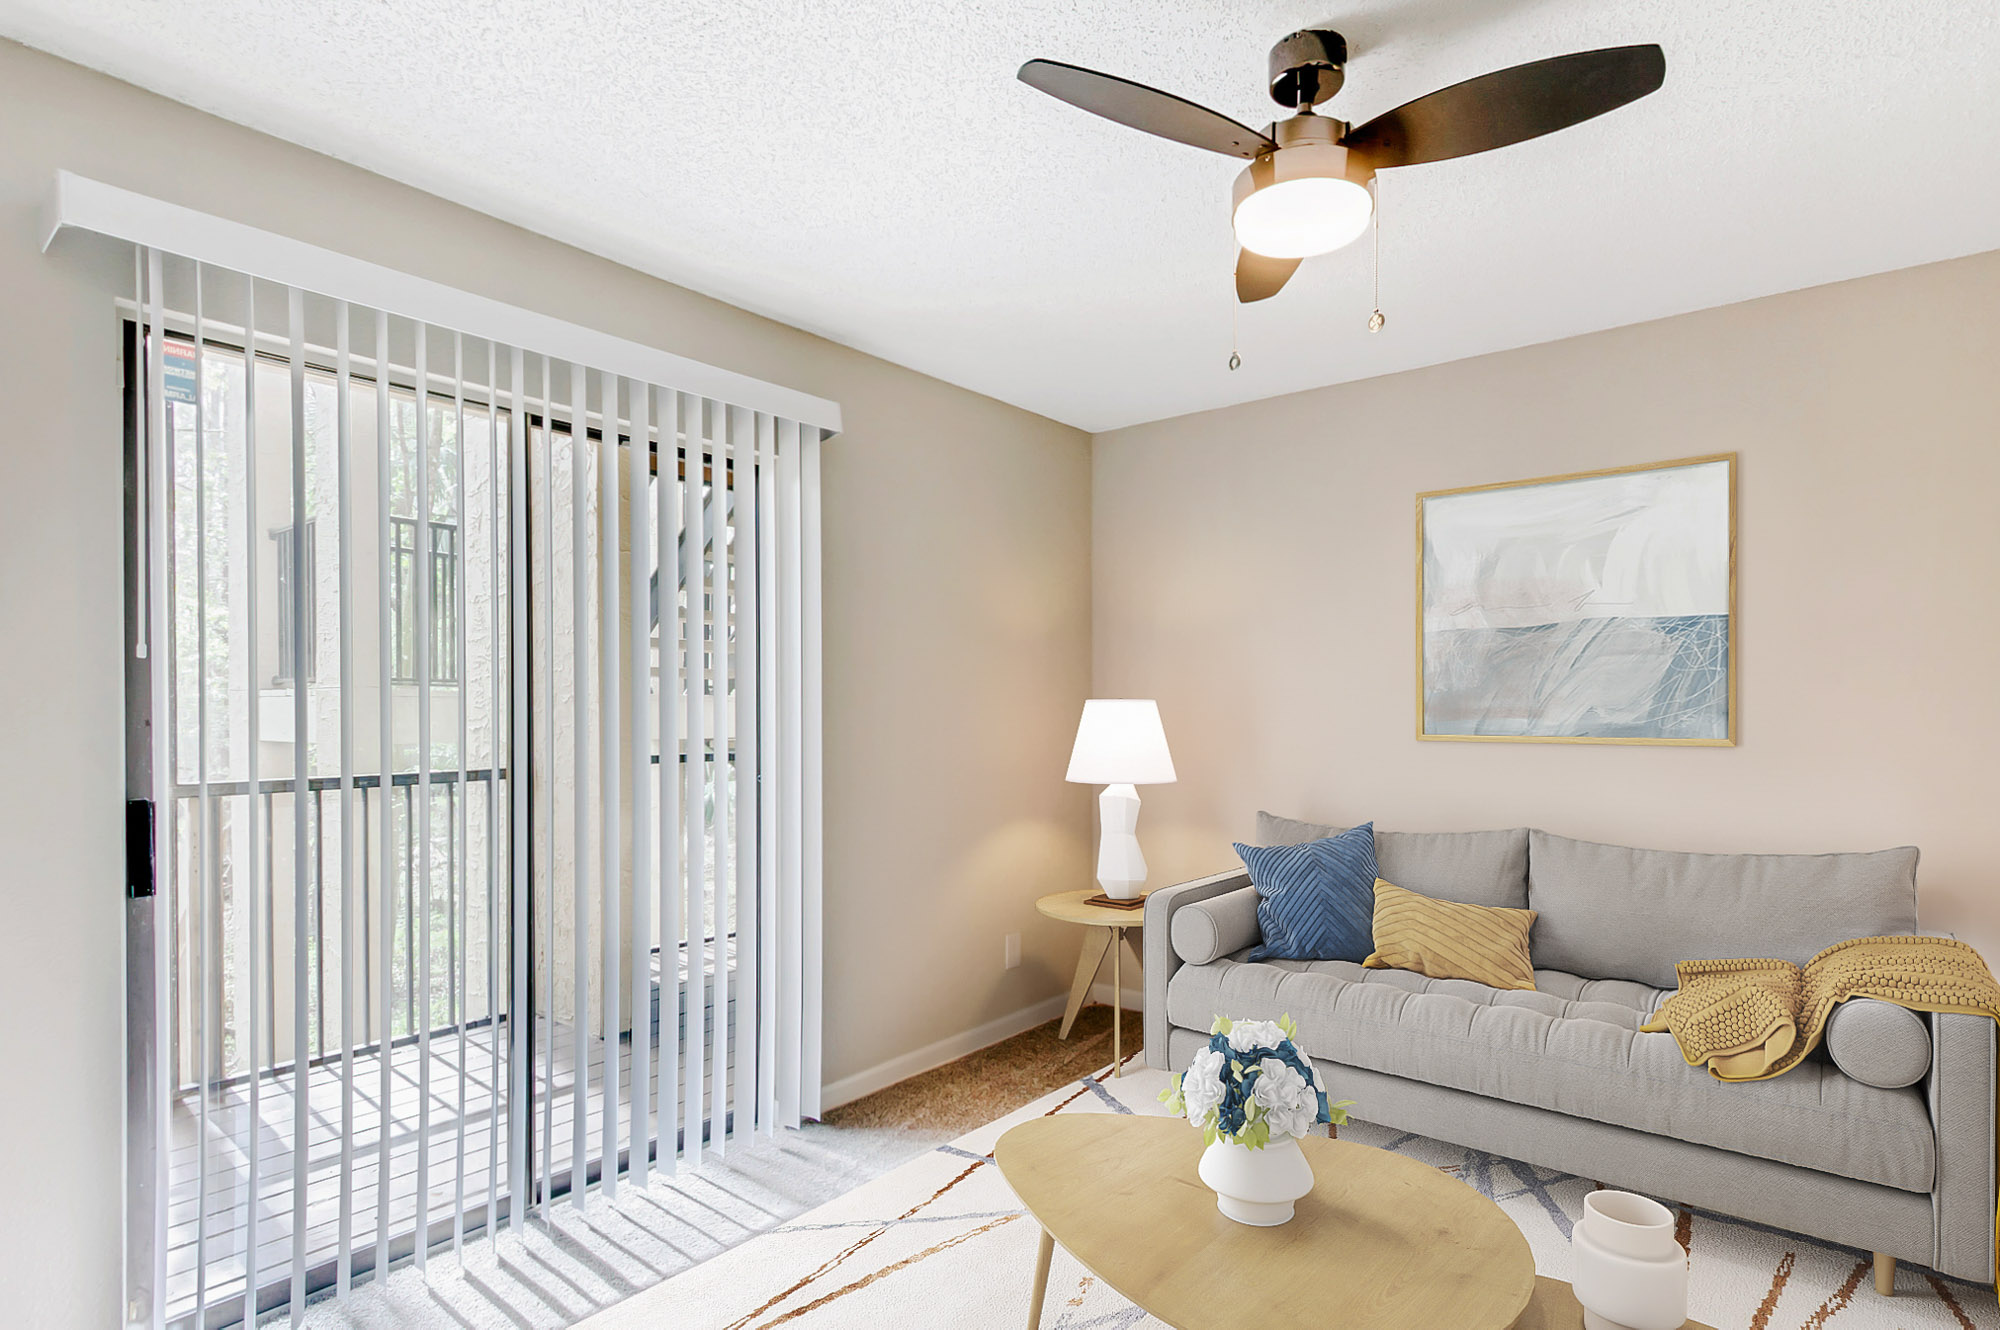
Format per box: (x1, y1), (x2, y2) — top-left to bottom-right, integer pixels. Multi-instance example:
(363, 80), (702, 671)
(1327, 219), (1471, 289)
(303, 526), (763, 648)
(1642, 935), (2000, 1283)
(1640, 935), (2000, 1082)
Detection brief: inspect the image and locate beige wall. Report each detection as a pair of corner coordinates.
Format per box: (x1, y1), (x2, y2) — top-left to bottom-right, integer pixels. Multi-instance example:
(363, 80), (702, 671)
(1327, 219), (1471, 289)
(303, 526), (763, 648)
(0, 38), (1091, 1326)
(1094, 248), (2000, 966)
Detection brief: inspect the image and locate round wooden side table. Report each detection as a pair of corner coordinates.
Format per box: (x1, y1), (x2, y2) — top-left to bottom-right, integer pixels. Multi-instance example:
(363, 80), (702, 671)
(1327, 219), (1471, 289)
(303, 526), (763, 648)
(1035, 888), (1148, 1076)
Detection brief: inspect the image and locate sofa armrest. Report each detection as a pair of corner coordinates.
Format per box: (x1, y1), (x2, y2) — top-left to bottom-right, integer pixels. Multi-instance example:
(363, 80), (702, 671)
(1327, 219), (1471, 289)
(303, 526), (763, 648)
(1928, 1010), (1997, 1281)
(1171, 886), (1262, 965)
(1144, 868), (1251, 1070)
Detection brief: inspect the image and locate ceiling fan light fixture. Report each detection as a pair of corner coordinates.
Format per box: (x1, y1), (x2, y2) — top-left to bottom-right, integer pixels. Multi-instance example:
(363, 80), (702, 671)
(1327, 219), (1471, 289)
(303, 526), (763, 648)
(1019, 34), (1664, 302)
(1231, 137), (1373, 259)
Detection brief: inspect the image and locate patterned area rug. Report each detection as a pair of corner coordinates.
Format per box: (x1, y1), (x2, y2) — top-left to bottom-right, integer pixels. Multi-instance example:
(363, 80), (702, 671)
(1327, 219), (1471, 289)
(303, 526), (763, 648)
(580, 1064), (2000, 1330)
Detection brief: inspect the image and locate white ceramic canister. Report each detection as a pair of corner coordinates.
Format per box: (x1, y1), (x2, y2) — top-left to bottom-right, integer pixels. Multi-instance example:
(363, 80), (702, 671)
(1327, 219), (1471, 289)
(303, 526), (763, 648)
(1571, 1189), (1688, 1330)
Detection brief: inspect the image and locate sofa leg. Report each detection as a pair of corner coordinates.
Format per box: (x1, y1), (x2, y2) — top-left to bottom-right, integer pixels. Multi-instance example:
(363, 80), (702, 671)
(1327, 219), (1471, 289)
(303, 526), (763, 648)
(1872, 1252), (1895, 1296)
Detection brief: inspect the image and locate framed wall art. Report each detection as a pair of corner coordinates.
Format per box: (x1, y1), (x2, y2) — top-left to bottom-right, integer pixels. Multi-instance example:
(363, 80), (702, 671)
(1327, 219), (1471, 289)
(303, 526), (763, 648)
(1417, 454), (1736, 745)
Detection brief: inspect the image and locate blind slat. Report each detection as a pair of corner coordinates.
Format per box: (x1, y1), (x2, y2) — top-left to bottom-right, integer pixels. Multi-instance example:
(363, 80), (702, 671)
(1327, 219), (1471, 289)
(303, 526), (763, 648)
(373, 308), (396, 1285)
(756, 413), (779, 1137)
(334, 297), (358, 1299)
(452, 330), (472, 1257)
(569, 358), (592, 1209)
(413, 321), (434, 1268)
(733, 410), (760, 1137)
(238, 268), (267, 1328)
(627, 382), (654, 1187)
(709, 405), (732, 1154)
(683, 395), (708, 1166)
(658, 389), (683, 1175)
(599, 372), (622, 1199)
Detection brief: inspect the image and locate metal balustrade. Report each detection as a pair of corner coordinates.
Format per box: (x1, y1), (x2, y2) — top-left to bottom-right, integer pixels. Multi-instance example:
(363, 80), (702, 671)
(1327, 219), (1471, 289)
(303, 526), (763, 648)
(165, 767), (508, 1094)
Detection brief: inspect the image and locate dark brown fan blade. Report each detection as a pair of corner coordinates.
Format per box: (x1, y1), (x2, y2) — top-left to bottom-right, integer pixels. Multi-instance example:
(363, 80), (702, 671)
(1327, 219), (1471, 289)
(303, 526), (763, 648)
(1236, 249), (1301, 303)
(1340, 44), (1664, 169)
(1019, 59), (1274, 159)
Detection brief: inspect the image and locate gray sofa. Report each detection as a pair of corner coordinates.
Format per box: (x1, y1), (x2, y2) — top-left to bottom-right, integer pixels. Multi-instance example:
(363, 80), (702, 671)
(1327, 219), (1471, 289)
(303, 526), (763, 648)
(1143, 814), (1997, 1288)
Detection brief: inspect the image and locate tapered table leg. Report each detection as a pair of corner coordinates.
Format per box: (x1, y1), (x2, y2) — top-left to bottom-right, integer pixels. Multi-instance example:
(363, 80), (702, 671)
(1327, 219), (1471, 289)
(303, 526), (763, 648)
(1026, 1225), (1055, 1329)
(1111, 926), (1123, 1076)
(1058, 926), (1112, 1039)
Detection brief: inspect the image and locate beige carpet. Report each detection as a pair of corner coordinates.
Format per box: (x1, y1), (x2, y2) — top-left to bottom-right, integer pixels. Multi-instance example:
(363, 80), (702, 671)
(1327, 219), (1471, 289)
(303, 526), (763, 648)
(582, 1064), (2000, 1330)
(822, 1005), (1139, 1136)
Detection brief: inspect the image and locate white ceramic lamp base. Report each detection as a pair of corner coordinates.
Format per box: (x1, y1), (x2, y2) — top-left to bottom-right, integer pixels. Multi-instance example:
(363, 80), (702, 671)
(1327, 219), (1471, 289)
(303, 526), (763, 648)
(1095, 783), (1146, 900)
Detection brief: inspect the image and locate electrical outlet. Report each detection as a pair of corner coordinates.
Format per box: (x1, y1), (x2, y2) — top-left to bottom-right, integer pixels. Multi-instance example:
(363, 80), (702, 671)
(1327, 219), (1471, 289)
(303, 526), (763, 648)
(1004, 932), (1022, 970)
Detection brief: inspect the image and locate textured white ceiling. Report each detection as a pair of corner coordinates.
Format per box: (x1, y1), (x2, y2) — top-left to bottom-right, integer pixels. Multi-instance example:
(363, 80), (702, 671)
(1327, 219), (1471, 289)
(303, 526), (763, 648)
(6, 1), (1998, 432)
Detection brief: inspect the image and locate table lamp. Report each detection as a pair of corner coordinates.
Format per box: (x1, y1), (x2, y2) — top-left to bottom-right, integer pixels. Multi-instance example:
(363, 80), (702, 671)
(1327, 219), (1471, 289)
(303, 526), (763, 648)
(1066, 699), (1177, 900)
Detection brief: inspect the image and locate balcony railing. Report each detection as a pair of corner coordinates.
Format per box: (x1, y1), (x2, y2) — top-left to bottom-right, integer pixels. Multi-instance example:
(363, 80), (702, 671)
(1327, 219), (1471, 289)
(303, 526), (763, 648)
(165, 766), (509, 1094)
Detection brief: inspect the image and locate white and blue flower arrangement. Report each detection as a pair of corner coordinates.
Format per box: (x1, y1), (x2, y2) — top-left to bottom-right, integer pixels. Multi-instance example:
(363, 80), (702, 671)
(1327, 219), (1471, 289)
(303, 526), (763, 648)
(1160, 1015), (1353, 1149)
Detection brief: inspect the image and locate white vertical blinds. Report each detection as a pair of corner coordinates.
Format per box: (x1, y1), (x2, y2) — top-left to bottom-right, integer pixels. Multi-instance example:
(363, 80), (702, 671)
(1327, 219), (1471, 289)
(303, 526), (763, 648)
(84, 174), (833, 1328)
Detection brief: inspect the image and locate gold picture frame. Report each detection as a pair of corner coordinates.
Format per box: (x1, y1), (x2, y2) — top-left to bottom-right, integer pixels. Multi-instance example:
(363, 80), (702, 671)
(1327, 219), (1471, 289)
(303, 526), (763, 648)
(1415, 453), (1737, 746)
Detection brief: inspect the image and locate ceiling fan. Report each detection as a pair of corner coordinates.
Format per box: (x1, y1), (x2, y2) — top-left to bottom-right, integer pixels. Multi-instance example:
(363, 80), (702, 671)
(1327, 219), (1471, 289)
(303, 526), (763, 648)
(1019, 32), (1665, 302)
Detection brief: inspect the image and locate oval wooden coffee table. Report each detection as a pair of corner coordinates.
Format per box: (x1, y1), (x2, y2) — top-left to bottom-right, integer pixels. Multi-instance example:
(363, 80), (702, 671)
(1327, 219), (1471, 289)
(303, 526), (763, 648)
(997, 1113), (1535, 1330)
(996, 1114), (1717, 1330)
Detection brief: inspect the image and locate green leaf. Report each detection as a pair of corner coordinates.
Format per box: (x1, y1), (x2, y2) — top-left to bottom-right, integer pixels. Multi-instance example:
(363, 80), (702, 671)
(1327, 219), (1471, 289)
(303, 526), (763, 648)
(1211, 1015), (1234, 1036)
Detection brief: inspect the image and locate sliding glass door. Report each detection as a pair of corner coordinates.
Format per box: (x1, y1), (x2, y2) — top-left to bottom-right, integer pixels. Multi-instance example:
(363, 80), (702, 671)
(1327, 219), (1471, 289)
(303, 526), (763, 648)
(123, 273), (514, 1326)
(118, 245), (822, 1330)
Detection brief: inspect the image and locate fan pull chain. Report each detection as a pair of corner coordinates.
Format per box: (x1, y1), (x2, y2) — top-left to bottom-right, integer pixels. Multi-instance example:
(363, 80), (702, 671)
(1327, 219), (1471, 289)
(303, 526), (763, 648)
(1228, 295), (1242, 371)
(1368, 178), (1386, 333)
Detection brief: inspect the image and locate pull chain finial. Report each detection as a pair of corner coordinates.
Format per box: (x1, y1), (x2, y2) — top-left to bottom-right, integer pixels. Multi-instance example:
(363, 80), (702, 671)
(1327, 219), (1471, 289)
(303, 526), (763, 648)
(1368, 177), (1386, 333)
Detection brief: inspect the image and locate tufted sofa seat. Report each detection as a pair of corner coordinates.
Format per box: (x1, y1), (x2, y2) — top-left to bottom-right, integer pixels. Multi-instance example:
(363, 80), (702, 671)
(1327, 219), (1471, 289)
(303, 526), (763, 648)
(1168, 953), (1934, 1192)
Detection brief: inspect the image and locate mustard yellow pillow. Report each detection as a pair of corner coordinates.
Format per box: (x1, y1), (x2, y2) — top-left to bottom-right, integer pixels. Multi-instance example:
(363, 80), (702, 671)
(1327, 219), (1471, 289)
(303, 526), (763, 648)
(1362, 878), (1539, 991)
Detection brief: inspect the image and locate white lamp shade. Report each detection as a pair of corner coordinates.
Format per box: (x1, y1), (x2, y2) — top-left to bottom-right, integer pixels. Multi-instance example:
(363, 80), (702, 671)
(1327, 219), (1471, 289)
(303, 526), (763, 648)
(1065, 699), (1177, 785)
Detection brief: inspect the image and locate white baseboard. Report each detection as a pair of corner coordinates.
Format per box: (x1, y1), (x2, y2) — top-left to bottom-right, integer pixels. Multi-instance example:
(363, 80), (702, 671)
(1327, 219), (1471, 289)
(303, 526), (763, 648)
(1088, 980), (1145, 1010)
(818, 983), (1147, 1112)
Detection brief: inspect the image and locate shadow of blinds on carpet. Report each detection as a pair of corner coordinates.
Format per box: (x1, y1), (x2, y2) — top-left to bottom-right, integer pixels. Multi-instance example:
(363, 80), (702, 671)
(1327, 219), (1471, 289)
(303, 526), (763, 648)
(62, 173), (832, 1330)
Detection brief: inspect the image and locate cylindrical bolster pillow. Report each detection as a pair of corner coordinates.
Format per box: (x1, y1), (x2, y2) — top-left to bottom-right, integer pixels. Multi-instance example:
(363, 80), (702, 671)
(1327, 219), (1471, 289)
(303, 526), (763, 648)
(1170, 885), (1263, 965)
(1826, 998), (1933, 1089)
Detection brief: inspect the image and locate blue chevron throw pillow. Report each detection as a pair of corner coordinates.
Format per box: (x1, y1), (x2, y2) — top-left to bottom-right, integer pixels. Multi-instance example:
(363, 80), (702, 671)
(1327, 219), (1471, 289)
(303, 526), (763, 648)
(1235, 822), (1379, 963)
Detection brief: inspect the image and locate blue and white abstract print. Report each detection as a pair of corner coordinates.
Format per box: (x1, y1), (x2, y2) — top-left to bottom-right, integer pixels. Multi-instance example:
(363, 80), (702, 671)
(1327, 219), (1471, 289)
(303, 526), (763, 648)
(1421, 458), (1732, 741)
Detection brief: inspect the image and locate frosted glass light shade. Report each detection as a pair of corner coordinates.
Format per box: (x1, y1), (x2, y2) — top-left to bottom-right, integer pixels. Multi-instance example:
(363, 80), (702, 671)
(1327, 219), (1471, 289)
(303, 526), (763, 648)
(1230, 138), (1373, 260)
(1233, 176), (1372, 258)
(1066, 699), (1177, 786)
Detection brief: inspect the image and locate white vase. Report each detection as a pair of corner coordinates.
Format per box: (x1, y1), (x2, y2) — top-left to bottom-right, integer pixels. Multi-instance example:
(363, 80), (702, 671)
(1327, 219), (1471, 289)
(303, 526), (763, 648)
(1571, 1190), (1688, 1330)
(1196, 1135), (1314, 1226)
